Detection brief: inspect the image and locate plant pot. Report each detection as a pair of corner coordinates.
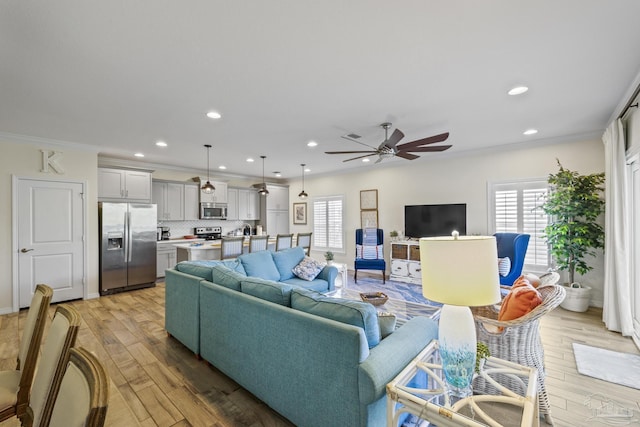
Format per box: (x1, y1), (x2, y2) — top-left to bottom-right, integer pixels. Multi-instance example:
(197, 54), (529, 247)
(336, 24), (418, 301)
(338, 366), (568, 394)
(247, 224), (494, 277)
(560, 282), (592, 312)
(326, 260), (334, 266)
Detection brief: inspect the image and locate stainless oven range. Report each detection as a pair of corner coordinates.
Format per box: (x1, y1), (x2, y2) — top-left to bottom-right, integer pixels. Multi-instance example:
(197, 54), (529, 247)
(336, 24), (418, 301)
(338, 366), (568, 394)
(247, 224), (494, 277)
(194, 226), (222, 240)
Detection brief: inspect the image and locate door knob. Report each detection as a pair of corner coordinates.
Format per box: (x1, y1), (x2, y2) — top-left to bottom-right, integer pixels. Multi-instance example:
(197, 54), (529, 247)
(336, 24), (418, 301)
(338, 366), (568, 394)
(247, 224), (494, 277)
(21, 248), (34, 253)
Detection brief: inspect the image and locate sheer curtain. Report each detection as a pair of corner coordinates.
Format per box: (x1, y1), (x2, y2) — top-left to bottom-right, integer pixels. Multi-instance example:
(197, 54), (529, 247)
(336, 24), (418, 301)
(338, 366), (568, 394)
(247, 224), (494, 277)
(602, 119), (633, 335)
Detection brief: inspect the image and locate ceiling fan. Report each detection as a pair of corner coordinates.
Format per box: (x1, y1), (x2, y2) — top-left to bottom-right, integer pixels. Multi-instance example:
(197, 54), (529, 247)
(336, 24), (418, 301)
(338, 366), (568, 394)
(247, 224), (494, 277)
(325, 122), (451, 163)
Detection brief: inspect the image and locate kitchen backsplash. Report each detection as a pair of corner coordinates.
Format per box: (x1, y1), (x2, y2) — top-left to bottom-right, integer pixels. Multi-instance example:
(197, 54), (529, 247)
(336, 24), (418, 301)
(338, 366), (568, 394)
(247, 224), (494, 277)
(158, 219), (259, 239)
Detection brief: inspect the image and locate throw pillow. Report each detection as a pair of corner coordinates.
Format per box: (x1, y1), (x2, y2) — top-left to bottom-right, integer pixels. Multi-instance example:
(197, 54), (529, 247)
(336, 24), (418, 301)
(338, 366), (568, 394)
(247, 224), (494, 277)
(238, 250), (281, 281)
(498, 276), (543, 322)
(292, 256), (324, 281)
(271, 246), (306, 281)
(241, 277), (294, 306)
(378, 312), (397, 339)
(291, 288), (381, 348)
(498, 257), (511, 277)
(210, 264), (247, 291)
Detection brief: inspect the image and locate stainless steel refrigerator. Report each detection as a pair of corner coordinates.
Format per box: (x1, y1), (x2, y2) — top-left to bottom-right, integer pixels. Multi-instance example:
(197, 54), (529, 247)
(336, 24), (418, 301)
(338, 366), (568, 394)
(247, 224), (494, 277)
(99, 202), (157, 295)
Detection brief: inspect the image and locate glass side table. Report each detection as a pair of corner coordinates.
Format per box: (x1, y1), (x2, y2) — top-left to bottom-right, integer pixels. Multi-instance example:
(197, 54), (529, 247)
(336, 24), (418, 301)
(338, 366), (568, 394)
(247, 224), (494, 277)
(386, 340), (539, 427)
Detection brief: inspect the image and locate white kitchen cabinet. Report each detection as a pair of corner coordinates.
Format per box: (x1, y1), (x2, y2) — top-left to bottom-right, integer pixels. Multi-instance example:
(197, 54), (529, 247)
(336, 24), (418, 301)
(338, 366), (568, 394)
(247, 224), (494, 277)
(226, 188), (239, 220)
(156, 243), (177, 278)
(238, 189), (259, 220)
(265, 185), (288, 210)
(183, 184), (199, 220)
(153, 181), (199, 221)
(98, 168), (152, 202)
(266, 210), (289, 235)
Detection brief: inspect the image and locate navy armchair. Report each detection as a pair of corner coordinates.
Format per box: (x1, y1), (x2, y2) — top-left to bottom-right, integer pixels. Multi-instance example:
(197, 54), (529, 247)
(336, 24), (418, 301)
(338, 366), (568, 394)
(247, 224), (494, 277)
(494, 232), (530, 286)
(354, 228), (386, 283)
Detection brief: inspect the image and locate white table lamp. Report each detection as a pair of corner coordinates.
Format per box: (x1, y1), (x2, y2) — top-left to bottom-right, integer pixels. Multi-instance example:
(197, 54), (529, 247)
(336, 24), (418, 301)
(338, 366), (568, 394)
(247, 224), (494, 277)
(420, 232), (500, 397)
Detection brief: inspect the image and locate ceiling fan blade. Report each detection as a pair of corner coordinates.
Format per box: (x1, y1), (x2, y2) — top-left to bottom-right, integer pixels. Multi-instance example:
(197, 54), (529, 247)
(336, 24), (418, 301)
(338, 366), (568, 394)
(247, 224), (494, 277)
(340, 135), (377, 150)
(400, 145), (452, 153)
(396, 132), (450, 150)
(382, 128), (405, 149)
(325, 150), (377, 155)
(395, 151), (420, 160)
(343, 153), (378, 162)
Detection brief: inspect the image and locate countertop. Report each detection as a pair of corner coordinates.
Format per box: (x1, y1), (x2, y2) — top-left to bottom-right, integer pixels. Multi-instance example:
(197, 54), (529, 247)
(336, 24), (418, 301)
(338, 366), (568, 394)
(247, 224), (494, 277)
(173, 237), (277, 250)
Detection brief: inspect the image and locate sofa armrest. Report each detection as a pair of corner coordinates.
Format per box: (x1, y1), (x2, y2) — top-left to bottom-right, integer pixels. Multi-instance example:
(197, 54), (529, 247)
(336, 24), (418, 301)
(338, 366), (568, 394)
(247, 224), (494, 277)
(357, 316), (438, 404)
(317, 265), (338, 291)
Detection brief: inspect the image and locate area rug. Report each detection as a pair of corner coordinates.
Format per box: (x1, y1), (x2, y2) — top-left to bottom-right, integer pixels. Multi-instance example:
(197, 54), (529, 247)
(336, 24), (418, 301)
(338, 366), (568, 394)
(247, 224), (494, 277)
(573, 343), (640, 390)
(343, 275), (441, 307)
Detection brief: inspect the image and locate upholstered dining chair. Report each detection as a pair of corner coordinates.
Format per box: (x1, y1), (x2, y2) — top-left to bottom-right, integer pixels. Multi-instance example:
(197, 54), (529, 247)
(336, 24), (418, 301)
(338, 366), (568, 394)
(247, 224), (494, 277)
(220, 236), (244, 260)
(20, 304), (81, 427)
(47, 347), (109, 427)
(296, 232), (312, 255)
(471, 284), (566, 425)
(275, 234), (293, 251)
(0, 284), (53, 422)
(248, 234), (269, 253)
(354, 228), (386, 284)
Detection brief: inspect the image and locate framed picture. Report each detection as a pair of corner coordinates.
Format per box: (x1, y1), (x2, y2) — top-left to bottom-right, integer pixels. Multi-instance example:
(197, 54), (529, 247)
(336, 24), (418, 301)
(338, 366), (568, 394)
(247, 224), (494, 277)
(360, 189), (378, 210)
(293, 202), (307, 225)
(360, 210), (378, 228)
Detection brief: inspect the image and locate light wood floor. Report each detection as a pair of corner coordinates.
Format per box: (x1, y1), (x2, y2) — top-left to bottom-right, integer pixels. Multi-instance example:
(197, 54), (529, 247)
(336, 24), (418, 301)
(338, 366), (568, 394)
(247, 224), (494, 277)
(1, 282), (639, 427)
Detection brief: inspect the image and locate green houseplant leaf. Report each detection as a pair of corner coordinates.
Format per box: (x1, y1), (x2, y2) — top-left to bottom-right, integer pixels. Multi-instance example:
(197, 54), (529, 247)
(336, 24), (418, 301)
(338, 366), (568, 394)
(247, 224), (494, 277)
(540, 160), (605, 284)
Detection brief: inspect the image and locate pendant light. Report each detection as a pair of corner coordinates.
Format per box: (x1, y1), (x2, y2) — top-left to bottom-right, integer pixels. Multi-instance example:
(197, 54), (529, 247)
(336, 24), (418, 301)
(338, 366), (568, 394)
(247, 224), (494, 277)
(298, 163), (308, 199)
(258, 155), (269, 195)
(201, 144), (215, 194)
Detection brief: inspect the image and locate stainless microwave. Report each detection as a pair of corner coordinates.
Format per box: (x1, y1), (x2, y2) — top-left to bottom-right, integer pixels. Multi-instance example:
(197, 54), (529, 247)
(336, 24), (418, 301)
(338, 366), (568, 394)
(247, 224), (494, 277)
(200, 203), (227, 220)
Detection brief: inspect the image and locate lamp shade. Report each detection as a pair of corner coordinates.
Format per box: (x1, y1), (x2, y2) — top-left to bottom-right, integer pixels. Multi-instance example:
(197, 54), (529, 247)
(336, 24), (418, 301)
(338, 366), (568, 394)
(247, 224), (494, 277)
(420, 235), (500, 307)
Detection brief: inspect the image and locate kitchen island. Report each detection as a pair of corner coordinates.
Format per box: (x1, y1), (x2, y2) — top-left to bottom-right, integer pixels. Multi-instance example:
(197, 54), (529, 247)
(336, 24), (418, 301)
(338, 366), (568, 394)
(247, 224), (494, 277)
(174, 237), (277, 262)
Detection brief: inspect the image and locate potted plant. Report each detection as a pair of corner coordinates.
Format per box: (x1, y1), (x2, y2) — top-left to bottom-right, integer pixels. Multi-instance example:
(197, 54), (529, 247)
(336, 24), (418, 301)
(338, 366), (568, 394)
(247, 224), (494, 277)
(390, 230), (399, 241)
(324, 251), (334, 265)
(541, 160), (605, 312)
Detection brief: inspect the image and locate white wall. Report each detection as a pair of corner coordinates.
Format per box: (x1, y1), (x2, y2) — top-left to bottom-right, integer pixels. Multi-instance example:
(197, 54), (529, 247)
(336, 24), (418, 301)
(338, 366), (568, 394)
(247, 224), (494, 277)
(291, 137), (606, 306)
(0, 139), (99, 313)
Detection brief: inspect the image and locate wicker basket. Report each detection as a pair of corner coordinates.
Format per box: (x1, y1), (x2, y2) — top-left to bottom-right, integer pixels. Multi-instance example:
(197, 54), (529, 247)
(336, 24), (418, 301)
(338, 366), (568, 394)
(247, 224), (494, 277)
(359, 292), (388, 306)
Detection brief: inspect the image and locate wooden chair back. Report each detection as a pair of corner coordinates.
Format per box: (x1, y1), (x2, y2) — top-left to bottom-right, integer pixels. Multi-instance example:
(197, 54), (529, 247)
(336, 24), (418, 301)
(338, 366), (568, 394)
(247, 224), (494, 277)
(0, 284), (53, 422)
(248, 235), (269, 253)
(48, 347), (109, 427)
(296, 232), (312, 255)
(220, 237), (244, 259)
(21, 304), (81, 427)
(275, 234), (293, 251)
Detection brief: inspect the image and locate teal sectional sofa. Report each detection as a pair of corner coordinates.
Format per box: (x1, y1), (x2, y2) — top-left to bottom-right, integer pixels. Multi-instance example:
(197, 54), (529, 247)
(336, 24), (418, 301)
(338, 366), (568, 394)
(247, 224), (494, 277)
(164, 247), (439, 427)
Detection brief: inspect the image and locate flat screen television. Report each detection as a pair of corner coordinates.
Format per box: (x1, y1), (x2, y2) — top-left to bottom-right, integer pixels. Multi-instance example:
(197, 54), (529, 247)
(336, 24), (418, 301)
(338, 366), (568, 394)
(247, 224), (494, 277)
(404, 203), (467, 238)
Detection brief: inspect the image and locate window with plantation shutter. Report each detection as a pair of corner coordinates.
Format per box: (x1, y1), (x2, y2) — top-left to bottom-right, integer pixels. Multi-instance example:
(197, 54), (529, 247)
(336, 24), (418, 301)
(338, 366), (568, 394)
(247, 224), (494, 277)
(490, 180), (549, 271)
(312, 196), (344, 252)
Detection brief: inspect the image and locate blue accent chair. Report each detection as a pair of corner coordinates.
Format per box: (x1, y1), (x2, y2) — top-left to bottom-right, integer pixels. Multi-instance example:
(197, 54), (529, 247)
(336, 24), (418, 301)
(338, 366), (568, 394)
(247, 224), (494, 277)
(355, 228), (386, 283)
(494, 232), (530, 286)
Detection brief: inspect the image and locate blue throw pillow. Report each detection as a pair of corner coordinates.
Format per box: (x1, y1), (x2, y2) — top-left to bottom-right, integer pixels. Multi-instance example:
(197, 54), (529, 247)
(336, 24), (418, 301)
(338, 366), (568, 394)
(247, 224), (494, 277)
(271, 246), (306, 281)
(241, 277), (294, 306)
(210, 264), (247, 291)
(238, 250), (281, 281)
(290, 288), (381, 348)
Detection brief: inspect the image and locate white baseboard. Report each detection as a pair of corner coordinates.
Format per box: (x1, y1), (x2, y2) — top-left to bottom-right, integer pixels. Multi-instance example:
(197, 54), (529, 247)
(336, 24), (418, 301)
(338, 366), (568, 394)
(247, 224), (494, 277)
(86, 292), (100, 300)
(0, 306), (15, 315)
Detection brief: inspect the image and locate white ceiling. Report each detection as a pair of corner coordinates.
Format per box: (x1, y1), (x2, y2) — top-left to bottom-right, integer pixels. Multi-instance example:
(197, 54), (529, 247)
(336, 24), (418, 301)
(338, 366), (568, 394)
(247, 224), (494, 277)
(2, 1), (640, 180)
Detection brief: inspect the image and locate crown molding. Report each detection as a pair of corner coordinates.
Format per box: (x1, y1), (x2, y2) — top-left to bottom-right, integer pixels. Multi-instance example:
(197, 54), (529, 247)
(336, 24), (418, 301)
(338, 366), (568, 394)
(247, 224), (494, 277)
(0, 131), (101, 152)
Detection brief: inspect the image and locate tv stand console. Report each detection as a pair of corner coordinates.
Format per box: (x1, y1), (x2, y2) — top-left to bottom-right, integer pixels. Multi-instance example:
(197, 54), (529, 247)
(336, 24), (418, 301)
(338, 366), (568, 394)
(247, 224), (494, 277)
(390, 240), (422, 285)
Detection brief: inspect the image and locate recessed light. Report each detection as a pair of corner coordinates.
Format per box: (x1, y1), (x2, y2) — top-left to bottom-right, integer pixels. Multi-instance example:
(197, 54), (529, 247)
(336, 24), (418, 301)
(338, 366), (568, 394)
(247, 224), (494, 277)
(246, 158), (254, 162)
(307, 141), (318, 147)
(508, 86), (529, 96)
(218, 165), (226, 170)
(206, 111), (222, 119)
(156, 141), (167, 147)
(362, 158), (370, 163)
(134, 153), (144, 158)
(523, 129), (538, 135)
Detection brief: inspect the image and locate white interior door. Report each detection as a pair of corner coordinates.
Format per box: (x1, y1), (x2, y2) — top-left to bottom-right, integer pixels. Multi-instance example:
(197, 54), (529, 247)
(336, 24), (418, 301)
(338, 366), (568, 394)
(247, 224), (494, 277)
(629, 158), (640, 348)
(15, 177), (85, 307)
